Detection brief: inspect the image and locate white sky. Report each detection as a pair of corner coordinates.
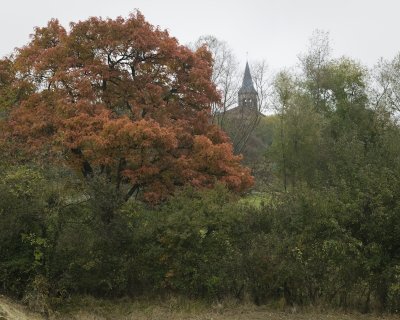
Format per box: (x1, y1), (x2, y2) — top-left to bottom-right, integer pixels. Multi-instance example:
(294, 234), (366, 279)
(1, 0), (400, 72)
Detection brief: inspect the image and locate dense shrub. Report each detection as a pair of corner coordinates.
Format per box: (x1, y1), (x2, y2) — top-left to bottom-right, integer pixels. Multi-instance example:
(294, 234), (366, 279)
(125, 185), (255, 298)
(0, 166), (48, 298)
(0, 166), (399, 313)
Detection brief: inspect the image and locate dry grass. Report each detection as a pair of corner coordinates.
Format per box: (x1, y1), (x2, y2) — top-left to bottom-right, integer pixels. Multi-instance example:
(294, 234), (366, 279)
(0, 295), (42, 320)
(1, 295), (400, 320)
(51, 296), (400, 320)
(58, 308), (400, 320)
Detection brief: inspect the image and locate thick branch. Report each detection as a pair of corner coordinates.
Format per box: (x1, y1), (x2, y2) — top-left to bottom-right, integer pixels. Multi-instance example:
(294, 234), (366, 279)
(71, 148), (93, 178)
(124, 183), (140, 202)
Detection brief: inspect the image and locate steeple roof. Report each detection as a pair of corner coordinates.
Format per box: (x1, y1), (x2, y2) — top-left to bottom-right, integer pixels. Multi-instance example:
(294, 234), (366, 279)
(239, 62), (257, 94)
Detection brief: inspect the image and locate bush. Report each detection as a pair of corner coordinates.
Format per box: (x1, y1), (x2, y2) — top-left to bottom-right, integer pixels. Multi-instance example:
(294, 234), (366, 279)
(0, 166), (48, 298)
(123, 185), (254, 299)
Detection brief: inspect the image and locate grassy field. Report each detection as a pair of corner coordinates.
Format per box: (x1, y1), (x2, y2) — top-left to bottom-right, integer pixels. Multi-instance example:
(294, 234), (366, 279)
(1, 295), (400, 320)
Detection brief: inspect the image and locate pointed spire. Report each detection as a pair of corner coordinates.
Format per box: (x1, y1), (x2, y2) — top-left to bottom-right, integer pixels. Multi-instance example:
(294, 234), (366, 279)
(239, 62), (257, 94)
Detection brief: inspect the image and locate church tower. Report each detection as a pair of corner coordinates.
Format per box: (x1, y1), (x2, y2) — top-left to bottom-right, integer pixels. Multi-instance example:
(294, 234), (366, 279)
(238, 62), (258, 111)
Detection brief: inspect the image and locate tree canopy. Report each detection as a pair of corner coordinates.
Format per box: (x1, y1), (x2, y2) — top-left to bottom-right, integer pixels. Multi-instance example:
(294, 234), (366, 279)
(0, 12), (253, 203)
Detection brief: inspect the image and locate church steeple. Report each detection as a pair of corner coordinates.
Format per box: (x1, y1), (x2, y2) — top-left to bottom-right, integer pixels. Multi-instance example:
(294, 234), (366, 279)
(238, 62), (258, 110)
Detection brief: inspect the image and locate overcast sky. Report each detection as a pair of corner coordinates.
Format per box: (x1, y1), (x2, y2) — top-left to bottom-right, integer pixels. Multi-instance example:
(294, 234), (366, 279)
(1, 0), (400, 72)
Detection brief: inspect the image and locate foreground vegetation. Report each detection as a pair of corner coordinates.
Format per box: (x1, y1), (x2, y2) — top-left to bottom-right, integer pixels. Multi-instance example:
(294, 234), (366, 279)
(1, 174), (399, 315)
(1, 13), (400, 318)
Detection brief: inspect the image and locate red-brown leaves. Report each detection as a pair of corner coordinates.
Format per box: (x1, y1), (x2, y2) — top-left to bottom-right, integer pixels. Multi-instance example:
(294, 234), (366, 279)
(2, 11), (253, 202)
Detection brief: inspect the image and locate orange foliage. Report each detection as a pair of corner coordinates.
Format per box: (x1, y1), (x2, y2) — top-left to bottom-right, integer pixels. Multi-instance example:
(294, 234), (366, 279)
(1, 11), (253, 202)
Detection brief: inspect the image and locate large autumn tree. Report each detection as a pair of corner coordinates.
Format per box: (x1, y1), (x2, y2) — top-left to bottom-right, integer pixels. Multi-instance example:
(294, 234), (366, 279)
(1, 12), (253, 202)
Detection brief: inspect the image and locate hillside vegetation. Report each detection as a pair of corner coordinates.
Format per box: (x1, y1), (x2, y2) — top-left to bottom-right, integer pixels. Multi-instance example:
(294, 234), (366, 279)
(0, 14), (400, 317)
